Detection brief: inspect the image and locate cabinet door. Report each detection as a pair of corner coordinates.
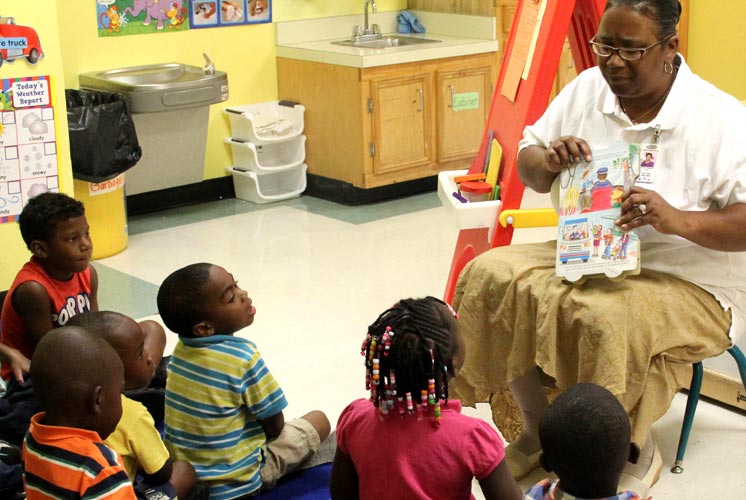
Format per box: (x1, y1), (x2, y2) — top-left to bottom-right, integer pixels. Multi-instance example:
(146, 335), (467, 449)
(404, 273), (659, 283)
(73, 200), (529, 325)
(370, 73), (435, 176)
(436, 66), (491, 164)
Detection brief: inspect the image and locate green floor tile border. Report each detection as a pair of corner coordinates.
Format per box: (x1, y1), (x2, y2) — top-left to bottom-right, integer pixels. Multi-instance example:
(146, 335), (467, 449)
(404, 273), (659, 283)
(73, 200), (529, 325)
(127, 192), (442, 235)
(92, 262), (160, 320)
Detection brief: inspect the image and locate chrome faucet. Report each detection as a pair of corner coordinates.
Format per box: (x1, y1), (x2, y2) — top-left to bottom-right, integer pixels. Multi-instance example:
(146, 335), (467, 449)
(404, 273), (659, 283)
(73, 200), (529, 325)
(202, 53), (215, 76)
(364, 0), (377, 35)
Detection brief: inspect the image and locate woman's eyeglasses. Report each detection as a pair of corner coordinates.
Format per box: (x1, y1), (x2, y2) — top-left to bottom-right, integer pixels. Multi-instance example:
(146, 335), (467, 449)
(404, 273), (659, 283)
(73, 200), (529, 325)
(589, 35), (672, 61)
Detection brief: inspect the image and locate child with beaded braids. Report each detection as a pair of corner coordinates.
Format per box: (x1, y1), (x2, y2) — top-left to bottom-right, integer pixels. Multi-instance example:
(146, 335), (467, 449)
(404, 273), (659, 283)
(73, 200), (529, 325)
(330, 297), (522, 500)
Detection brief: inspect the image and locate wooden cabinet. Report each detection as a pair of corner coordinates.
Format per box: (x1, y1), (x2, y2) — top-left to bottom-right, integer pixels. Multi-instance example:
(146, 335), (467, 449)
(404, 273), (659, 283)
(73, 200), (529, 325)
(277, 52), (497, 190)
(437, 65), (493, 164)
(370, 72), (435, 179)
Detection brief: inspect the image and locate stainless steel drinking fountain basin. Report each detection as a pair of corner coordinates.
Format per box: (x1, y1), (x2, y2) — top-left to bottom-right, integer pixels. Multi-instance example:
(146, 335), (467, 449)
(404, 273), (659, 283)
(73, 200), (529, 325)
(77, 60), (229, 195)
(79, 63), (228, 113)
(331, 34), (441, 49)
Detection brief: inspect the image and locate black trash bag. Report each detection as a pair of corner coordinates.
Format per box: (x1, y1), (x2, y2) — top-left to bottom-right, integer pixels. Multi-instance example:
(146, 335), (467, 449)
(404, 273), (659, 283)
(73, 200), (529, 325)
(66, 89), (142, 183)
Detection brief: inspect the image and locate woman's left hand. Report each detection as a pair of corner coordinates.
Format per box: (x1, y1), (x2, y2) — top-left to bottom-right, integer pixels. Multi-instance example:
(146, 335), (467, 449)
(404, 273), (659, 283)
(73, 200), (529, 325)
(616, 186), (681, 234)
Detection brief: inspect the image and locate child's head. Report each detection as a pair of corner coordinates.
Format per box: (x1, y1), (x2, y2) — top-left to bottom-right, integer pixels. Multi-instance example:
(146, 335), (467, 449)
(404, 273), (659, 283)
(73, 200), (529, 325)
(67, 311), (155, 391)
(539, 383), (637, 498)
(30, 326), (124, 440)
(157, 263), (255, 338)
(18, 192), (91, 275)
(361, 296), (462, 426)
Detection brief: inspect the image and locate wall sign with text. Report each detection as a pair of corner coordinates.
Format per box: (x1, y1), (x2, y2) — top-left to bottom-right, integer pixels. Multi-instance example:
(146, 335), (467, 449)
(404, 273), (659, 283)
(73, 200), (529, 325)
(0, 75), (59, 223)
(0, 16), (44, 67)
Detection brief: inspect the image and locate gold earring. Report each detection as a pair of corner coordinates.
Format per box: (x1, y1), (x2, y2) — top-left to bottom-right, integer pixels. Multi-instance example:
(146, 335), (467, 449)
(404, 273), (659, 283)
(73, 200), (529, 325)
(664, 61), (673, 74)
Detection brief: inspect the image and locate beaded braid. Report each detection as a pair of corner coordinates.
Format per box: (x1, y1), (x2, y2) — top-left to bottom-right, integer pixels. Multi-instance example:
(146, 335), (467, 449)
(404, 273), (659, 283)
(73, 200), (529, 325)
(361, 296), (458, 427)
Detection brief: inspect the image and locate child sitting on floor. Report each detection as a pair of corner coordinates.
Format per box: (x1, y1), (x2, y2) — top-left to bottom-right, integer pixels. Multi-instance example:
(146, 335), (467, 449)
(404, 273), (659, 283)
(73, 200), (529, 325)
(157, 262), (331, 500)
(22, 326), (136, 499)
(0, 192), (165, 384)
(330, 296), (523, 500)
(524, 382), (647, 500)
(68, 311), (204, 500)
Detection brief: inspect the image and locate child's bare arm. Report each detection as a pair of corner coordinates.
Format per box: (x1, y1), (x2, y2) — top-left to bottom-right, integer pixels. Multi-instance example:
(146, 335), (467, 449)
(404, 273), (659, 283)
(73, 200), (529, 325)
(89, 265), (99, 311)
(11, 281), (54, 348)
(0, 343), (30, 382)
(140, 458), (173, 486)
(258, 411), (285, 439)
(478, 459), (523, 500)
(329, 449), (359, 500)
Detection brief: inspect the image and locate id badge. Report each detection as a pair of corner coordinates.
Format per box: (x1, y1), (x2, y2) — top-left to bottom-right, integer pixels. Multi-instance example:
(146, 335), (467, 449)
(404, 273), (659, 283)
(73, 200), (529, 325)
(637, 144), (658, 184)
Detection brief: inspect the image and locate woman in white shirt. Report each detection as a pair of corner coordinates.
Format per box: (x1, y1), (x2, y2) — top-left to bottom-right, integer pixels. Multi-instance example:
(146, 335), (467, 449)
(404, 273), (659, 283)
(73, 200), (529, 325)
(450, 0), (746, 496)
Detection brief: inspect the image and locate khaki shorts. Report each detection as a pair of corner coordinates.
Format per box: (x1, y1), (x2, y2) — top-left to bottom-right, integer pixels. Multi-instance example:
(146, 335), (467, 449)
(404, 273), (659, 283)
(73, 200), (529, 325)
(259, 417), (320, 490)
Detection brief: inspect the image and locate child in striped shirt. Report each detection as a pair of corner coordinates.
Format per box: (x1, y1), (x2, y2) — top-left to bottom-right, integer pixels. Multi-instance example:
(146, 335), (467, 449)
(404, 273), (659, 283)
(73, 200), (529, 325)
(157, 263), (331, 500)
(22, 326), (136, 500)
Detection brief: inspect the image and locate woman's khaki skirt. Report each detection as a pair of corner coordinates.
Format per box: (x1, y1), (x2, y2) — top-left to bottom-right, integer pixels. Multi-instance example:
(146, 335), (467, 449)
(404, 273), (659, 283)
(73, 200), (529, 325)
(450, 241), (731, 445)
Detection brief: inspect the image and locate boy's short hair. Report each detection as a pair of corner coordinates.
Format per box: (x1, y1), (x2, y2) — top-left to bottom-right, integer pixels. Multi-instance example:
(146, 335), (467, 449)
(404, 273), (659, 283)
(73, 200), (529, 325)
(31, 326), (121, 415)
(67, 310), (127, 340)
(18, 192), (85, 249)
(157, 263), (213, 337)
(540, 383), (630, 489)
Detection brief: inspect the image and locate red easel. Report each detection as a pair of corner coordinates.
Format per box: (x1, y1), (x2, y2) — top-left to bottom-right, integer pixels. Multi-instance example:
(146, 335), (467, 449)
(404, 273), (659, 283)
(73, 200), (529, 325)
(443, 0), (606, 303)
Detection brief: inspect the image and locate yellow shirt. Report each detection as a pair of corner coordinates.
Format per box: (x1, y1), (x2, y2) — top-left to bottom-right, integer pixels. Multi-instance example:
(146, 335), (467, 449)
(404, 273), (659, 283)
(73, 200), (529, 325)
(105, 395), (170, 480)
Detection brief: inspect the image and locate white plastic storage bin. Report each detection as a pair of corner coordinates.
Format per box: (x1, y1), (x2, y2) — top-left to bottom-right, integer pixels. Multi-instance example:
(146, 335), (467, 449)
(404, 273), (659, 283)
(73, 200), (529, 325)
(437, 169), (501, 231)
(224, 101), (305, 144)
(227, 164), (307, 204)
(224, 135), (306, 173)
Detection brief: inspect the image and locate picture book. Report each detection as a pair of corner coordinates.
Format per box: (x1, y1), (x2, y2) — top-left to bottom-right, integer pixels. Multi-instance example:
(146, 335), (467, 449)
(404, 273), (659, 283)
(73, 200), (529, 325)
(555, 141), (641, 283)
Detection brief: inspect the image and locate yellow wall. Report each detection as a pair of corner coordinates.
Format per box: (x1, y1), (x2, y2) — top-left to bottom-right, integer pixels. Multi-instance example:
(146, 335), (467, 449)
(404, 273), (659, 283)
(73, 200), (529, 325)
(687, 1), (746, 100)
(0, 0), (71, 287)
(56, 0), (407, 187)
(0, 1), (742, 287)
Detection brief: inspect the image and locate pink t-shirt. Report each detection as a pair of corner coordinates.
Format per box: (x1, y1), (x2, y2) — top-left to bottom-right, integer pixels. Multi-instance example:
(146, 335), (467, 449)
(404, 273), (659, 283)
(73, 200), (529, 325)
(336, 398), (505, 500)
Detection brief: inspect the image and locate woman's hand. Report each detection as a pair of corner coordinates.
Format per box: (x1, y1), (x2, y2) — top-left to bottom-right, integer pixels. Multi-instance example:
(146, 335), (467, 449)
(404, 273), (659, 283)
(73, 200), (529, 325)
(616, 186), (680, 233)
(544, 136), (593, 172)
(518, 137), (592, 193)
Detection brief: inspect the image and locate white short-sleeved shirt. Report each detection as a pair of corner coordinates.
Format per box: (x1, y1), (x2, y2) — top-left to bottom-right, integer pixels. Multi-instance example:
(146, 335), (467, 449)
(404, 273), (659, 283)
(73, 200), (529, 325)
(519, 56), (746, 341)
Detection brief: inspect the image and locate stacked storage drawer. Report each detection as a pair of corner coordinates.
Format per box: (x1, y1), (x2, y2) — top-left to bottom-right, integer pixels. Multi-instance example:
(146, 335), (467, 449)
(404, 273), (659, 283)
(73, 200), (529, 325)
(224, 101), (307, 204)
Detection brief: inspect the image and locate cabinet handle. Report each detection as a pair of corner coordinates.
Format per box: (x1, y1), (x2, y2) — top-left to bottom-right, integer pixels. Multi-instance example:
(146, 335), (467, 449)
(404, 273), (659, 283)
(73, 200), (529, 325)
(448, 85), (454, 108)
(417, 88), (423, 112)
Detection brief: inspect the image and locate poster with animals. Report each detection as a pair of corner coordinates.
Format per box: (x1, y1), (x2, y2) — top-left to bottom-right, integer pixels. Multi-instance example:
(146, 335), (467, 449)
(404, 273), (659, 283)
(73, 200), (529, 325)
(0, 75), (59, 223)
(555, 141), (641, 283)
(97, 0), (190, 35)
(96, 0), (271, 36)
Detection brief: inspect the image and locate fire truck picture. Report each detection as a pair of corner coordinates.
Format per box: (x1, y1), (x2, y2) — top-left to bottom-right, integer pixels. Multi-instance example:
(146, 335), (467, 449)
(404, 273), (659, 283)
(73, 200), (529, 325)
(0, 17), (43, 67)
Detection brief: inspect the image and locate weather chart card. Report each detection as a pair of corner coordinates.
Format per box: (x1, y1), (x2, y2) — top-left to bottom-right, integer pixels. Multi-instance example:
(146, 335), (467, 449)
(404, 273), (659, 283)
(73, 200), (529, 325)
(555, 141), (640, 283)
(0, 75), (58, 222)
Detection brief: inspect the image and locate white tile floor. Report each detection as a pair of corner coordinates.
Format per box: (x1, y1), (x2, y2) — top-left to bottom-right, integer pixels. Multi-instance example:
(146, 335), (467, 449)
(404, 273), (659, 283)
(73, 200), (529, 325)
(97, 191), (745, 500)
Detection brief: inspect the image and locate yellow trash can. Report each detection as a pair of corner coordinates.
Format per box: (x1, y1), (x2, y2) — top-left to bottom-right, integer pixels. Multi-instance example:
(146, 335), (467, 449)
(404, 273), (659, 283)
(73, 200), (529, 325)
(73, 174), (128, 259)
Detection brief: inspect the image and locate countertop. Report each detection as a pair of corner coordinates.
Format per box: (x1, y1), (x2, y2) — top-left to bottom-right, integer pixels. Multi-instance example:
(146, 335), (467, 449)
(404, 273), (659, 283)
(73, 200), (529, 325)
(275, 11), (499, 69)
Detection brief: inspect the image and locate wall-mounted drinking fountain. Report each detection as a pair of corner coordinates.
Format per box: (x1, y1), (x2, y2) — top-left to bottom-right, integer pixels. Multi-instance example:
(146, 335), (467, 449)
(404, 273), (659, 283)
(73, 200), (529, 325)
(79, 55), (228, 196)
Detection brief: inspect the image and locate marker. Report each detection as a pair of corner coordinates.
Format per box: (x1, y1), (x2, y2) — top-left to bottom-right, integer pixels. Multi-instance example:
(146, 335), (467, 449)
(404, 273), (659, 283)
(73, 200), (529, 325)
(452, 191), (468, 203)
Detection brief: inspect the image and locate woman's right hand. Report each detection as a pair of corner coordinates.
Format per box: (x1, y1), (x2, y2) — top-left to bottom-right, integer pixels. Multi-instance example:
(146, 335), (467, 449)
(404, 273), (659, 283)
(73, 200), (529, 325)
(544, 136), (593, 172)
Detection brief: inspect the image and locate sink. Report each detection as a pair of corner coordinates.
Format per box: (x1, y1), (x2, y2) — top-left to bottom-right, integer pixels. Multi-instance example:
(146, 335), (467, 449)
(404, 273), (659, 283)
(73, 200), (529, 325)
(331, 34), (441, 49)
(79, 63), (228, 113)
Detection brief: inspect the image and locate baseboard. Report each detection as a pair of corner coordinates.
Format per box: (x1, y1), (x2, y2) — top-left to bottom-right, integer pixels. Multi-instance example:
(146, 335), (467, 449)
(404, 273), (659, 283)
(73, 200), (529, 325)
(304, 173), (437, 206)
(125, 177), (235, 215)
(701, 368), (746, 412)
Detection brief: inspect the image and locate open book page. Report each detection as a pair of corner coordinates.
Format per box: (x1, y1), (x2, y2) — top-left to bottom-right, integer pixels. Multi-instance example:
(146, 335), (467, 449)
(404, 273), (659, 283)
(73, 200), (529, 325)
(555, 141), (641, 283)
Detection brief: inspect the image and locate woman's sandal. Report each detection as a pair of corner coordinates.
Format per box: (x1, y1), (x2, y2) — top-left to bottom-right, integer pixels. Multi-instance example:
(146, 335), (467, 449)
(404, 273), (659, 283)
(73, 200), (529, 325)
(504, 445), (542, 479)
(618, 442), (662, 498)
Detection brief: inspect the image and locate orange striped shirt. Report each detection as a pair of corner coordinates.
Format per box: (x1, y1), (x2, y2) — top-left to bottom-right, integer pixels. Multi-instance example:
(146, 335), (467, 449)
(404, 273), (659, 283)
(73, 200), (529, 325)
(22, 413), (136, 500)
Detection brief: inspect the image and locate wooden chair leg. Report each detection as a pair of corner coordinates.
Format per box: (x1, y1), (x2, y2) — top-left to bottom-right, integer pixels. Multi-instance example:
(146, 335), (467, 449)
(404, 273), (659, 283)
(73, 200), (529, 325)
(672, 361), (703, 474)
